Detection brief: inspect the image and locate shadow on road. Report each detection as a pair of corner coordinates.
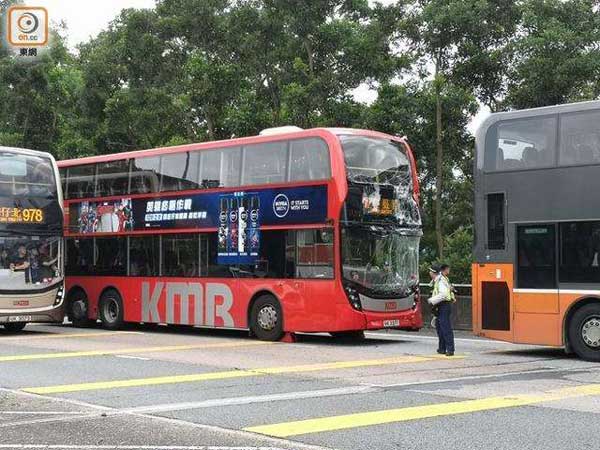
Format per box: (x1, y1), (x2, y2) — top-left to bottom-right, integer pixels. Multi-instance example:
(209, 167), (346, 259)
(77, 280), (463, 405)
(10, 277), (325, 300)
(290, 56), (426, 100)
(490, 347), (578, 360)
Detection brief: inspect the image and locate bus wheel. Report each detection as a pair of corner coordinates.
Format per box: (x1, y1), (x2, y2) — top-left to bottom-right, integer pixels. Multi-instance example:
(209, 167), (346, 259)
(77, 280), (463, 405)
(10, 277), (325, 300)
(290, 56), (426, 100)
(68, 290), (95, 328)
(3, 322), (26, 332)
(99, 289), (124, 330)
(568, 303), (600, 362)
(330, 331), (365, 341)
(250, 295), (284, 341)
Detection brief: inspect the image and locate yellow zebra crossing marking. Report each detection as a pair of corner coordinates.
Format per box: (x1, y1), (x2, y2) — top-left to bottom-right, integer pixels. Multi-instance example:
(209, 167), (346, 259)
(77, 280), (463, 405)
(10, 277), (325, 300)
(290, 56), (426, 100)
(0, 341), (271, 362)
(22, 354), (460, 394)
(244, 383), (600, 437)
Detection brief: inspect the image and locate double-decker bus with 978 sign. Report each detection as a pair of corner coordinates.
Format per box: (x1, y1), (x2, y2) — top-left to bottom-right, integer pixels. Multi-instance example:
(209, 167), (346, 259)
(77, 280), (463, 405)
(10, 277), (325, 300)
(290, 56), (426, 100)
(0, 147), (64, 332)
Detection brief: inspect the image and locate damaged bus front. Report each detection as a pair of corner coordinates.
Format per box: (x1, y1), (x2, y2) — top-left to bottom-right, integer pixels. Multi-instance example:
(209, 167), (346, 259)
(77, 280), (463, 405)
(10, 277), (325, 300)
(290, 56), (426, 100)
(339, 134), (422, 330)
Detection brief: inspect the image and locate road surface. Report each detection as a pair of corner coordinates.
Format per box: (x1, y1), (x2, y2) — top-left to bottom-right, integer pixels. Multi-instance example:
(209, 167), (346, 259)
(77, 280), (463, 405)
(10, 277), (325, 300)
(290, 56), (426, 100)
(1, 324), (598, 450)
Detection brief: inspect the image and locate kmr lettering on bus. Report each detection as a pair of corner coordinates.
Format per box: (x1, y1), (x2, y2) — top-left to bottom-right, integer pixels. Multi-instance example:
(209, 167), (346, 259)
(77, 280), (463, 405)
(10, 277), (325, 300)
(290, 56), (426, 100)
(141, 282), (234, 326)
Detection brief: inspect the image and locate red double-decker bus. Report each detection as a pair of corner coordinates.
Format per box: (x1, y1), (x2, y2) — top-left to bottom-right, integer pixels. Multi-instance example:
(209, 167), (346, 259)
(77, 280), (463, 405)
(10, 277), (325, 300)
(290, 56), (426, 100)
(58, 127), (423, 340)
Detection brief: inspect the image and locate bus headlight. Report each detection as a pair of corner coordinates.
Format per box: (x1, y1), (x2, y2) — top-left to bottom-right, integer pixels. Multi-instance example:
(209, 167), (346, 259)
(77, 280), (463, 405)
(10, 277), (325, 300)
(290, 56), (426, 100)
(54, 284), (65, 306)
(343, 284), (362, 311)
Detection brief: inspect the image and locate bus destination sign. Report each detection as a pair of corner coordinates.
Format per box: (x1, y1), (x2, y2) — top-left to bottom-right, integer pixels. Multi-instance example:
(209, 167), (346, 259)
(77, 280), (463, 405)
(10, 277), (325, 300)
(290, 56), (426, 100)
(0, 207), (44, 224)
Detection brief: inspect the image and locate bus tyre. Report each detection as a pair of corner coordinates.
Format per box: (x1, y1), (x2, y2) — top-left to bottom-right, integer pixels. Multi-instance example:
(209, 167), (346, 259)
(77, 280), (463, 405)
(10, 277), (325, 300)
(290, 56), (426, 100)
(568, 303), (600, 362)
(99, 289), (124, 330)
(69, 290), (95, 328)
(3, 322), (26, 332)
(250, 295), (284, 341)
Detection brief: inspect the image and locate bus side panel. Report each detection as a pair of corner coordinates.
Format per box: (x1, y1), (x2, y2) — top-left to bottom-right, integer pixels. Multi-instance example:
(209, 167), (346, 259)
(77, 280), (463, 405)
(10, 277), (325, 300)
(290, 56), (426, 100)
(513, 312), (561, 346)
(512, 292), (560, 346)
(472, 263), (514, 343)
(68, 276), (246, 328)
(558, 292), (600, 347)
(237, 279), (338, 333)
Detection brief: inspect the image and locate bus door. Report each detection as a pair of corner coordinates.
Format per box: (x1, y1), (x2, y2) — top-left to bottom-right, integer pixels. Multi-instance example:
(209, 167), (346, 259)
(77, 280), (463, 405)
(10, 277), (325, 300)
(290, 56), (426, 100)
(512, 224), (560, 345)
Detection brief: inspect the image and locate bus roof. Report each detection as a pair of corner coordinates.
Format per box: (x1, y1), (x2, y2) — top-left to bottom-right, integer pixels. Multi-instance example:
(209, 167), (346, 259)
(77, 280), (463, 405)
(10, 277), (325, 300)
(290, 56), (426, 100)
(57, 127), (407, 168)
(476, 100), (600, 145)
(0, 146), (57, 161)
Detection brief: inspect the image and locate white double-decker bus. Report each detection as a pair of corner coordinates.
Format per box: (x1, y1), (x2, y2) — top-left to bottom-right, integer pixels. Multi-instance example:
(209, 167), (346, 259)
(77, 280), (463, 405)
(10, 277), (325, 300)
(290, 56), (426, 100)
(0, 147), (64, 332)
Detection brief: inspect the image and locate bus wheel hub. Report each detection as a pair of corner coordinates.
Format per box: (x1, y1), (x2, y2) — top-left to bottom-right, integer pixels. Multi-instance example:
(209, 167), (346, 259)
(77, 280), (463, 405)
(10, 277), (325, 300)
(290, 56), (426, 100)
(105, 299), (119, 321)
(72, 300), (87, 320)
(257, 305), (277, 331)
(582, 318), (600, 348)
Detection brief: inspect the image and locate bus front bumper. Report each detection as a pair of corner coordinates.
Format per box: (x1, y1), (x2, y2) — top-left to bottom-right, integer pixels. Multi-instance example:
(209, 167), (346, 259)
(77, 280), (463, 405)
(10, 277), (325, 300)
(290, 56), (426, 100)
(334, 301), (423, 332)
(0, 305), (64, 324)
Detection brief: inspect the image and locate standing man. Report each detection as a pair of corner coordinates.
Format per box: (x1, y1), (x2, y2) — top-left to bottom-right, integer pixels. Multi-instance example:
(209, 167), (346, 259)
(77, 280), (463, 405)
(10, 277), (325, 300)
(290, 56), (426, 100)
(428, 263), (456, 356)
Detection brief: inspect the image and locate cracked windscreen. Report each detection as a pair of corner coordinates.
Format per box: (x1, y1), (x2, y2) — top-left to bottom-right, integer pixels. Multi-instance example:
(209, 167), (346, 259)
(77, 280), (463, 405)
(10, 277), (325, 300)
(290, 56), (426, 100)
(339, 134), (422, 296)
(340, 135), (421, 227)
(342, 225), (420, 297)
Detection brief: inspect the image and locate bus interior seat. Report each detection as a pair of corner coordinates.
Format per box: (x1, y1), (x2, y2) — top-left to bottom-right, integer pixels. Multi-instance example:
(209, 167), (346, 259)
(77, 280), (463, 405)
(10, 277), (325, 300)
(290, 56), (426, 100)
(498, 147), (523, 170)
(501, 158), (522, 170)
(522, 146), (539, 167)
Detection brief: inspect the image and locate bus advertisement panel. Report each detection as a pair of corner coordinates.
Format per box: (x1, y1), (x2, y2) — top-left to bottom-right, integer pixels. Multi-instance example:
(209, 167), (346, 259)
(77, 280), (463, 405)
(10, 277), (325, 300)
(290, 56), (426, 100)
(0, 147), (64, 332)
(59, 129), (423, 340)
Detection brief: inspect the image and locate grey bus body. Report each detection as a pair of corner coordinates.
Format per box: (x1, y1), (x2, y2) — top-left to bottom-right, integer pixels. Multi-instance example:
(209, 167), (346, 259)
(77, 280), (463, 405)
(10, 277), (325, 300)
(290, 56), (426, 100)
(0, 147), (65, 332)
(474, 100), (600, 361)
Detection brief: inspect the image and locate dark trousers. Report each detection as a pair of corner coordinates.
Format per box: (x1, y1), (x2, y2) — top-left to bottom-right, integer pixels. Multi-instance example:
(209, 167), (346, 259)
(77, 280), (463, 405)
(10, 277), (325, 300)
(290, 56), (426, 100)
(435, 301), (455, 353)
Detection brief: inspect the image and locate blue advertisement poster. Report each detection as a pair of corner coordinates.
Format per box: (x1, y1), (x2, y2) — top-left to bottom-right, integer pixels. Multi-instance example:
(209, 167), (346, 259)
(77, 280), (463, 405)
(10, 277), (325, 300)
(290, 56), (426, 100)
(127, 184), (327, 231)
(217, 192), (260, 265)
(73, 185), (328, 264)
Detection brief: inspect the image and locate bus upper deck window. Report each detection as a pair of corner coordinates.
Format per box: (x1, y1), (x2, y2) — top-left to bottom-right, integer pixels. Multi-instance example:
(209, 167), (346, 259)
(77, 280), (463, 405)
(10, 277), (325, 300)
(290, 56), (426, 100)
(289, 138), (330, 181)
(490, 116), (557, 171)
(559, 109), (600, 166)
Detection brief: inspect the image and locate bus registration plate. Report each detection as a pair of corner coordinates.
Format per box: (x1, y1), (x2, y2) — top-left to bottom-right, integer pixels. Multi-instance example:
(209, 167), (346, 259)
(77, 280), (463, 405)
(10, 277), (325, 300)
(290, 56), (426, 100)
(8, 315), (31, 322)
(383, 319), (400, 328)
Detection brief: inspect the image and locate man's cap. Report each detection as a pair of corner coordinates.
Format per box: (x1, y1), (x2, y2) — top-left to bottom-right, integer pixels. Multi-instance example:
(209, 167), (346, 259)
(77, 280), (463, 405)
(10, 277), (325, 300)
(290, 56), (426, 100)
(428, 264), (440, 274)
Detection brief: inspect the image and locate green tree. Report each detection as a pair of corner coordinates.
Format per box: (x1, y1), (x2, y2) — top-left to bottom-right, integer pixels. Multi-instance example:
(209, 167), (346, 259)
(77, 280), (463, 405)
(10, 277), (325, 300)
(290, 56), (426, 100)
(403, 0), (520, 259)
(504, 0), (600, 109)
(0, 27), (86, 156)
(364, 81), (476, 283)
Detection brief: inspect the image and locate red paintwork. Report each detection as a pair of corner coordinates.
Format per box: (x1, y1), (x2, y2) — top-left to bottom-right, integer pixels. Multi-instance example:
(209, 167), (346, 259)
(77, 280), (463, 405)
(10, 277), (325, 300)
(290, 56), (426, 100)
(65, 275), (423, 332)
(59, 128), (423, 334)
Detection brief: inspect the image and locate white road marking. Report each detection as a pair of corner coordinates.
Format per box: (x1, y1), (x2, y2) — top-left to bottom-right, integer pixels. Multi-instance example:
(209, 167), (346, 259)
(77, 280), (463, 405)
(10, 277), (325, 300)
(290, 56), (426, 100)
(0, 411), (85, 415)
(365, 332), (528, 345)
(0, 446), (288, 449)
(114, 355), (151, 361)
(0, 388), (332, 450)
(0, 415), (98, 428)
(366, 366), (594, 388)
(123, 386), (376, 414)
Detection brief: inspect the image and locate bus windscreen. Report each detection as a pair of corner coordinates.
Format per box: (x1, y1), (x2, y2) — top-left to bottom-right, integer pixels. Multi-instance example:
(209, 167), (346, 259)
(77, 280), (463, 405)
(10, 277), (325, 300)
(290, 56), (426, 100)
(0, 236), (62, 291)
(0, 153), (62, 235)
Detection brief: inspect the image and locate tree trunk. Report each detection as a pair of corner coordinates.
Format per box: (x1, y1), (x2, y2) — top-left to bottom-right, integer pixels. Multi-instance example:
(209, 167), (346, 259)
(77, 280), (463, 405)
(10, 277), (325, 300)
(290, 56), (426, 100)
(304, 38), (315, 77)
(434, 66), (444, 260)
(206, 110), (215, 141)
